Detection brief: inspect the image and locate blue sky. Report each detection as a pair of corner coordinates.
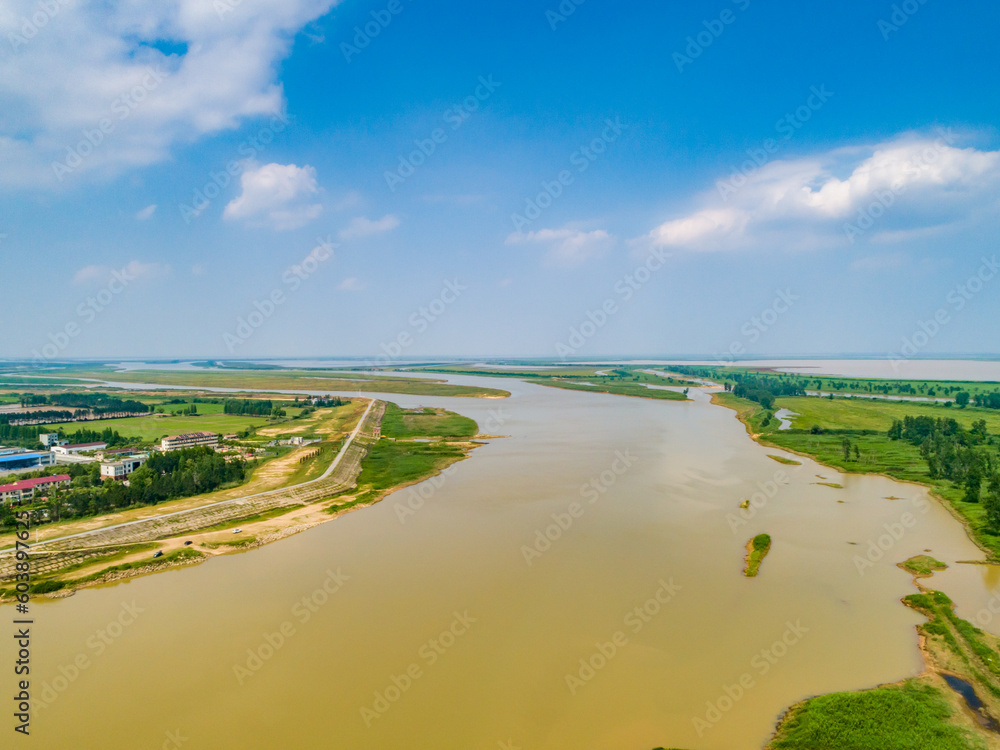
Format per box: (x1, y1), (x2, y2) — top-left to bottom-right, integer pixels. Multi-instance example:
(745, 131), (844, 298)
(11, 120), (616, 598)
(2, 0), (999, 362)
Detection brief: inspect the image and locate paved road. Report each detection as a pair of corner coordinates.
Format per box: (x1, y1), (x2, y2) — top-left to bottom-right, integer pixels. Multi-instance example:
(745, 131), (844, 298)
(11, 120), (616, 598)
(1, 398), (376, 554)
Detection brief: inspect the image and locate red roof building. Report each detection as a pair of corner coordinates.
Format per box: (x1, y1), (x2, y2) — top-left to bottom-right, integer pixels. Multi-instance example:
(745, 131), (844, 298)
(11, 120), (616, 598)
(0, 474), (71, 504)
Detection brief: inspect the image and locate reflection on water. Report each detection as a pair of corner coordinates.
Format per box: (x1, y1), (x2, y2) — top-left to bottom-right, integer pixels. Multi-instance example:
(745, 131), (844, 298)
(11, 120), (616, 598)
(3, 374), (997, 750)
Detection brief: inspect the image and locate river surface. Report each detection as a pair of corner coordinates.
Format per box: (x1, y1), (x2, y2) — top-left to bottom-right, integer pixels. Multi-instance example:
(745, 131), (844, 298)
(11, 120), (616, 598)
(5, 373), (1000, 750)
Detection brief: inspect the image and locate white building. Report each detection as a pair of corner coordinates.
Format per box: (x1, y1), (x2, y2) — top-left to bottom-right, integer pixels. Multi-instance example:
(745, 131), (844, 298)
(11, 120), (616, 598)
(161, 432), (219, 451)
(100, 455), (148, 481)
(52, 441), (108, 455)
(38, 433), (61, 447)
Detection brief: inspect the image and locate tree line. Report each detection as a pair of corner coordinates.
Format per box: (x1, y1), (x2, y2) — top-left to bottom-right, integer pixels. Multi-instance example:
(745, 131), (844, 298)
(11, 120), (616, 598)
(224, 399), (275, 416)
(18, 392), (149, 414)
(889, 415), (1000, 532)
(1, 447), (248, 528)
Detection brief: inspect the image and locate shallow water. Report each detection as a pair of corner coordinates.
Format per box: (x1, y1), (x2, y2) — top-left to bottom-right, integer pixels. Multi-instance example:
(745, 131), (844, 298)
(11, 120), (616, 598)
(4, 375), (995, 750)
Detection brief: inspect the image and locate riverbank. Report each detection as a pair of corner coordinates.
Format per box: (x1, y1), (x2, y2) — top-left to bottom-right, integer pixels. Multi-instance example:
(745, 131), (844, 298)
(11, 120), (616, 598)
(0, 403), (485, 600)
(711, 390), (1000, 748)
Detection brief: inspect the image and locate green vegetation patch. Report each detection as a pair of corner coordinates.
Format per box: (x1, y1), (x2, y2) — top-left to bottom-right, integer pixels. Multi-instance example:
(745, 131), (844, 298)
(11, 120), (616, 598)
(768, 454), (801, 465)
(52, 368), (511, 399)
(744, 533), (772, 577)
(900, 555), (948, 577)
(536, 380), (688, 400)
(767, 680), (984, 750)
(356, 440), (466, 491)
(381, 403), (478, 439)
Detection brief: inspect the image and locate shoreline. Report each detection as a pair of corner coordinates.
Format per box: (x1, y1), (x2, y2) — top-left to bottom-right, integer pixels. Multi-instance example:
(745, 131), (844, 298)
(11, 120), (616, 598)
(18, 440), (483, 600)
(710, 390), (1000, 748)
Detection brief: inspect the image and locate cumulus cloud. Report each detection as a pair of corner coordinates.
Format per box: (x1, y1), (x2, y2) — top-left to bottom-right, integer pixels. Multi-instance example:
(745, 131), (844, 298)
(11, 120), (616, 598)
(73, 260), (169, 284)
(338, 277), (365, 291)
(338, 214), (400, 240)
(0, 0), (341, 188)
(135, 204), (157, 220)
(636, 133), (1000, 252)
(506, 228), (615, 267)
(223, 163), (322, 230)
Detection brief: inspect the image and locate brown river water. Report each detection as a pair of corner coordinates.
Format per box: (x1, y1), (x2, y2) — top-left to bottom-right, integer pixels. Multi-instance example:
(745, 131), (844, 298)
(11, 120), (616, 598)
(5, 374), (1000, 749)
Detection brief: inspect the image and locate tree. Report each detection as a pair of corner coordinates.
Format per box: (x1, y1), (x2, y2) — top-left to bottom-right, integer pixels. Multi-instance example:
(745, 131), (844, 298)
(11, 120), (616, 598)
(956, 391), (970, 408)
(965, 468), (982, 504)
(987, 474), (1000, 533)
(842, 438), (852, 461)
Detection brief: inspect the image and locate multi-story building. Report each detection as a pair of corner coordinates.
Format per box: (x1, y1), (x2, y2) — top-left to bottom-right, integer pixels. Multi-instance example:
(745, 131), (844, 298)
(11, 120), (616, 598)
(38, 433), (61, 447)
(52, 442), (108, 455)
(0, 448), (56, 473)
(0, 474), (71, 505)
(100, 455), (148, 481)
(161, 432), (219, 451)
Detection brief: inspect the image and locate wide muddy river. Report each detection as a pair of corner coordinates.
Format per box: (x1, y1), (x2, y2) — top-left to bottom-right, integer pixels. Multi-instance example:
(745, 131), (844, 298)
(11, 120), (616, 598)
(7, 373), (1000, 749)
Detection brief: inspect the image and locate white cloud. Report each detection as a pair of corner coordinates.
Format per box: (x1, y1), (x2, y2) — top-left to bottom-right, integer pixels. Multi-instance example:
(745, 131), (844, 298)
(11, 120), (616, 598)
(135, 204), (157, 220)
(0, 0), (342, 188)
(338, 277), (365, 291)
(338, 214), (400, 241)
(506, 227), (615, 267)
(73, 260), (169, 285)
(636, 133), (1000, 253)
(72, 265), (106, 285)
(223, 163), (322, 230)
(849, 252), (907, 272)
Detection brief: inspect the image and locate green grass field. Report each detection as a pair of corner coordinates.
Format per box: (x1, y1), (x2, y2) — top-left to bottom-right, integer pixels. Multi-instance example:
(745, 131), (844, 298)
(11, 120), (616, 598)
(767, 680), (983, 750)
(49, 368), (511, 398)
(381, 404), (478, 439)
(46, 412), (272, 442)
(777, 396), (1000, 432)
(356, 440), (466, 491)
